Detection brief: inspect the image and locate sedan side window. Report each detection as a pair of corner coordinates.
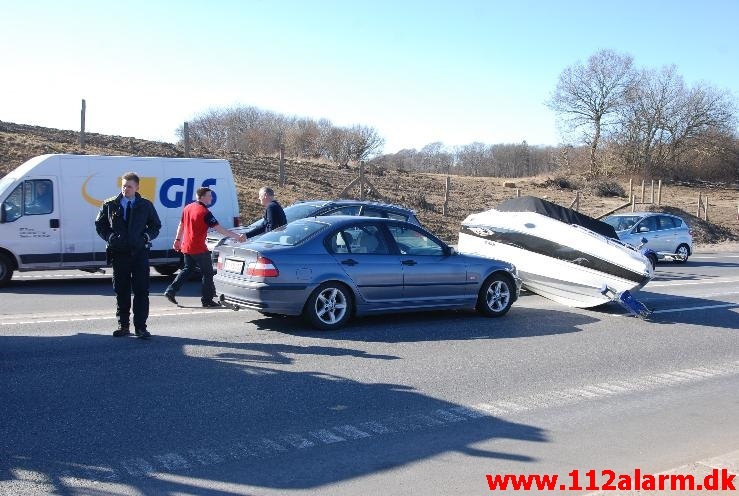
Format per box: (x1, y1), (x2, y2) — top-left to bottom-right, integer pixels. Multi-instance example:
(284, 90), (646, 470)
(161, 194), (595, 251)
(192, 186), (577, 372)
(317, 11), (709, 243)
(387, 225), (444, 256)
(329, 225), (389, 255)
(323, 206), (360, 216)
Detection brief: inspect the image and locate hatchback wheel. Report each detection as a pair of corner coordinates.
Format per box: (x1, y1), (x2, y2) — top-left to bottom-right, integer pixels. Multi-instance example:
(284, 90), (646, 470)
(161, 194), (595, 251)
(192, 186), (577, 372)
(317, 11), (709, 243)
(675, 244), (690, 263)
(476, 273), (514, 317)
(304, 282), (352, 330)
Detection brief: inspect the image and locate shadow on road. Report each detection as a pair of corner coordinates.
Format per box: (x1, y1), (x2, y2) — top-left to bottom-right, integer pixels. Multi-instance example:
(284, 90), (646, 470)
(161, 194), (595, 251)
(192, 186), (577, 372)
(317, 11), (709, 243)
(252, 307), (597, 342)
(1, 332), (547, 494)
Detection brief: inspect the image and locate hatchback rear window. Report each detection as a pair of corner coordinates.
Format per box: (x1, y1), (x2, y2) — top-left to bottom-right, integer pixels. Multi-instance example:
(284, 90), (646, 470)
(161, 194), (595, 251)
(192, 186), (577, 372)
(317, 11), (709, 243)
(253, 219), (328, 246)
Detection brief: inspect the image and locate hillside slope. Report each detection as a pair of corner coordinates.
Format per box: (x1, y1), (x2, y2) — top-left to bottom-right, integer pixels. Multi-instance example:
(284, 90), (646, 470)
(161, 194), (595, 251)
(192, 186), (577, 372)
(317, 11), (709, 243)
(1, 121), (737, 245)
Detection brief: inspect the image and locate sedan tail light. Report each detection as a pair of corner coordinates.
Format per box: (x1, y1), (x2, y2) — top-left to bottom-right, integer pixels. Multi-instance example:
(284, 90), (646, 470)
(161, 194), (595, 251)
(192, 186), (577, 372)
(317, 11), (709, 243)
(233, 216), (241, 227)
(246, 256), (279, 277)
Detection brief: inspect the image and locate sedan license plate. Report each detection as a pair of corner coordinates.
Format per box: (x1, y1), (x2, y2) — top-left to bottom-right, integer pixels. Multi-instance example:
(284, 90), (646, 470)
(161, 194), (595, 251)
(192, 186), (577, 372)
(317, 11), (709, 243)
(223, 258), (244, 274)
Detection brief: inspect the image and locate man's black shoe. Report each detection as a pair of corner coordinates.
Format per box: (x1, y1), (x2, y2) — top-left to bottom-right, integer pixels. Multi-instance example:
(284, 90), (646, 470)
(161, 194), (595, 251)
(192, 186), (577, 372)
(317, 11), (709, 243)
(202, 300), (221, 308)
(164, 292), (178, 305)
(135, 329), (152, 338)
(113, 326), (131, 337)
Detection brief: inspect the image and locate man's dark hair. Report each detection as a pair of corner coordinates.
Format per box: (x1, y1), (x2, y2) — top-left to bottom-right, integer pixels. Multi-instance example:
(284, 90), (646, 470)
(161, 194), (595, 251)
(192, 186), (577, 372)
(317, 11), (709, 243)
(122, 172), (140, 184)
(196, 187), (212, 199)
(260, 187), (275, 197)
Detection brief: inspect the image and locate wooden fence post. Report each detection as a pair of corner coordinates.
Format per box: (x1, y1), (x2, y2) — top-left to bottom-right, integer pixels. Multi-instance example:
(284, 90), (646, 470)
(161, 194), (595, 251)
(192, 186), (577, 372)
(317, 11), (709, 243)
(183, 122), (190, 158)
(443, 176), (450, 216)
(279, 144), (285, 187)
(79, 99), (86, 148)
(641, 180), (645, 203)
(657, 180), (662, 205)
(629, 178), (633, 201)
(631, 194), (636, 212)
(569, 191), (580, 211)
(359, 161), (365, 200)
(650, 180), (654, 204)
(704, 194), (708, 221)
(696, 193), (701, 218)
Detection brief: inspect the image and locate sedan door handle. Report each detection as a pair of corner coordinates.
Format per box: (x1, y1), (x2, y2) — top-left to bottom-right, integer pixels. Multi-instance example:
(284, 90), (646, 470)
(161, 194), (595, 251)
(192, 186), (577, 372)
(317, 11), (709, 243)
(401, 259), (417, 266)
(341, 259), (358, 266)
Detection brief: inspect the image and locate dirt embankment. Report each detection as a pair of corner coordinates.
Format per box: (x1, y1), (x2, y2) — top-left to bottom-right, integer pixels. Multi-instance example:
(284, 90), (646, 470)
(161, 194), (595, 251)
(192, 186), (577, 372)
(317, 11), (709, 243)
(1, 121), (737, 245)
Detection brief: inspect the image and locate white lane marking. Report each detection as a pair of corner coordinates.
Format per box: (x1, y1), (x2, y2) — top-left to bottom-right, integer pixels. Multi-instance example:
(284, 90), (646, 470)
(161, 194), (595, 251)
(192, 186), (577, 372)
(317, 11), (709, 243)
(310, 429), (346, 444)
(14, 273), (111, 279)
(649, 277), (739, 287)
(29, 359), (737, 484)
(651, 303), (739, 314)
(691, 254), (739, 259)
(0, 308), (226, 326)
(279, 434), (316, 449)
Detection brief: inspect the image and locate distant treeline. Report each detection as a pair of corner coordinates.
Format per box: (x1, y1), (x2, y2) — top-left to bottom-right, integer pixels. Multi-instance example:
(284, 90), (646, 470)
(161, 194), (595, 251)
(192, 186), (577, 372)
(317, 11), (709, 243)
(178, 106), (384, 167)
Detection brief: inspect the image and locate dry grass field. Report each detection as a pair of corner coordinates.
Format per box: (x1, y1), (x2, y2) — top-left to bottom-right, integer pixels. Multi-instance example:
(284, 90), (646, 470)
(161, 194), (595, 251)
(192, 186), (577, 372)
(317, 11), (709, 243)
(2, 121), (737, 247)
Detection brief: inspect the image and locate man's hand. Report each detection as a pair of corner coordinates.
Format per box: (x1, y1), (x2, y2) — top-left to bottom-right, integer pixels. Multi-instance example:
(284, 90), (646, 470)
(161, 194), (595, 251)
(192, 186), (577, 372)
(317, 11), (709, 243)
(237, 233), (247, 243)
(173, 239), (182, 251)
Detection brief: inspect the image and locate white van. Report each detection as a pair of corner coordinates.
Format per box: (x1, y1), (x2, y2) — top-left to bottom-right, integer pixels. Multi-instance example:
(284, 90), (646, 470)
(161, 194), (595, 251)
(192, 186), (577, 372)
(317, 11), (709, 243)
(0, 154), (241, 286)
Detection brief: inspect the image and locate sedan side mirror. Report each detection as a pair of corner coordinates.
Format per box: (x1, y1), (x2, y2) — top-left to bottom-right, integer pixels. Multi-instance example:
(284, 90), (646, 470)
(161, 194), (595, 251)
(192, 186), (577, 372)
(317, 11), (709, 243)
(641, 237), (648, 244)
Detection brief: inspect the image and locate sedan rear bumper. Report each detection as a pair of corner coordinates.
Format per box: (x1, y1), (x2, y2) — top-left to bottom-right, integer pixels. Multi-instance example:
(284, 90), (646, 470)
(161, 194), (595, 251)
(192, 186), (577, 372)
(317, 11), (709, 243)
(216, 278), (312, 316)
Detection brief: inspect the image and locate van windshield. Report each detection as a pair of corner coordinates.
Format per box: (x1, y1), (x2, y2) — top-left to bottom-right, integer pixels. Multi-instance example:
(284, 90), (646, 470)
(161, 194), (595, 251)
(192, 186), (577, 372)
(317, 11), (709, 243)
(0, 176), (17, 198)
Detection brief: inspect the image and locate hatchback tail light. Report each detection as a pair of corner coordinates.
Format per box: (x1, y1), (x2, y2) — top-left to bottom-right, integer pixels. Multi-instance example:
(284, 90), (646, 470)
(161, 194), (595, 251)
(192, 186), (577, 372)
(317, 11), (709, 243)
(233, 216), (241, 227)
(246, 256), (279, 277)
(217, 255), (224, 272)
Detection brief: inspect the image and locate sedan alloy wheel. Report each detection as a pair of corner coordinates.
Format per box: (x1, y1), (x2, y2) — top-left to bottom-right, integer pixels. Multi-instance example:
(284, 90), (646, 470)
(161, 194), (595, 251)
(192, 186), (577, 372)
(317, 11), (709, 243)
(304, 282), (352, 330)
(476, 273), (513, 317)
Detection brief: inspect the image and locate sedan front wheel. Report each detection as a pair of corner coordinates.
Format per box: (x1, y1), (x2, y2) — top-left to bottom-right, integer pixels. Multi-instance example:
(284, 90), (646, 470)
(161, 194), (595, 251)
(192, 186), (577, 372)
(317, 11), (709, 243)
(304, 282), (353, 330)
(476, 273), (514, 317)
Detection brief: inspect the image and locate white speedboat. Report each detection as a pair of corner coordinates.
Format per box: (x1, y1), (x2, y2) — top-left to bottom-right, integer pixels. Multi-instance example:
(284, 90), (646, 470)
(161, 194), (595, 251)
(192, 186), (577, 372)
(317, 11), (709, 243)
(458, 196), (654, 308)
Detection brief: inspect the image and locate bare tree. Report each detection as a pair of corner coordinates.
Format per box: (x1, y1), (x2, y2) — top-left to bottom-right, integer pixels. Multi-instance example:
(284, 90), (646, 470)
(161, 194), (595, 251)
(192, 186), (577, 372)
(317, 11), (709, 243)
(615, 65), (737, 177)
(345, 125), (385, 163)
(456, 142), (489, 176)
(548, 49), (636, 176)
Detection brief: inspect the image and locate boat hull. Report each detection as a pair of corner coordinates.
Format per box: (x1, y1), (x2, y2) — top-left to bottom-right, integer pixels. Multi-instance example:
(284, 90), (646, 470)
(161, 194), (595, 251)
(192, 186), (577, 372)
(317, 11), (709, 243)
(458, 211), (653, 308)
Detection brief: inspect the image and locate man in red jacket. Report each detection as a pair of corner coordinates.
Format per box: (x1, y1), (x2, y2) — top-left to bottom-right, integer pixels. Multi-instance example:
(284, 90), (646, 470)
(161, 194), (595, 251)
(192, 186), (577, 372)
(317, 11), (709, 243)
(164, 187), (245, 307)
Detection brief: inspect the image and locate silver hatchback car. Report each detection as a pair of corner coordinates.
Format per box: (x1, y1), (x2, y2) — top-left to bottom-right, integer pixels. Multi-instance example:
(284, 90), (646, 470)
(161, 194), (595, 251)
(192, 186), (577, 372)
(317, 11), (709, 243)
(214, 216), (521, 330)
(603, 212), (693, 263)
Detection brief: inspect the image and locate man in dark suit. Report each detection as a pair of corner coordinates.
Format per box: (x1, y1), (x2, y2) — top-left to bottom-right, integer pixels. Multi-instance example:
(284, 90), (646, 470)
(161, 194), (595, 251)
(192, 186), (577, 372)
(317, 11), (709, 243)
(95, 172), (161, 338)
(244, 186), (287, 239)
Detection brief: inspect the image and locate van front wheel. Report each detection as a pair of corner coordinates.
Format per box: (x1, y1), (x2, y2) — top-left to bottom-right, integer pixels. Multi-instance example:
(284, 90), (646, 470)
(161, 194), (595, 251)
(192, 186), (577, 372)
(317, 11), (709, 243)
(154, 264), (179, 276)
(0, 253), (14, 287)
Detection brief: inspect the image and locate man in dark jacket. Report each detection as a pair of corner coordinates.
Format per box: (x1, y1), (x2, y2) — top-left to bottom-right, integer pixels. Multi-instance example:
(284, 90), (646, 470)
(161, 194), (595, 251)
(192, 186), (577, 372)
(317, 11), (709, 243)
(95, 172), (161, 338)
(244, 186), (287, 239)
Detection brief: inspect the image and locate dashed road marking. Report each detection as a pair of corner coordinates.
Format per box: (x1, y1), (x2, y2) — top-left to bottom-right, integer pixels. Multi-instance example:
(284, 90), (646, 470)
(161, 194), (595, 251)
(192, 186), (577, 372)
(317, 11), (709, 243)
(9, 359), (739, 484)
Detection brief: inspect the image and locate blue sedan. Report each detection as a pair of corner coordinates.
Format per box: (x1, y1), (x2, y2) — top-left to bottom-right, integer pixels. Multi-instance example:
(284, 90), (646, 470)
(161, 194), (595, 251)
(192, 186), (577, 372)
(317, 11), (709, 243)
(214, 216), (521, 330)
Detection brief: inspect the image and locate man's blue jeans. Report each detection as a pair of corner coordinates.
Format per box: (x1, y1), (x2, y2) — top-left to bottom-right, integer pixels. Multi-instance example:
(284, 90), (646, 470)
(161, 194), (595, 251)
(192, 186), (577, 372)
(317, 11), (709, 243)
(165, 252), (215, 304)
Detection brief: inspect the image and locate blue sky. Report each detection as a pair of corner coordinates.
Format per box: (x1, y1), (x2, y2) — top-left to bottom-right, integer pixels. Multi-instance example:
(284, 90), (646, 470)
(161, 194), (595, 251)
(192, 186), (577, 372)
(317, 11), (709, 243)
(1, 0), (737, 153)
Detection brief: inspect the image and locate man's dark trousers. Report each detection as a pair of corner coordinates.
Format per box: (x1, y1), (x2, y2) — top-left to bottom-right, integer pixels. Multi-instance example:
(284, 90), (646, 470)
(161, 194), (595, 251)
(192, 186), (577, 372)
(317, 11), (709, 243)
(112, 250), (150, 330)
(166, 252), (215, 304)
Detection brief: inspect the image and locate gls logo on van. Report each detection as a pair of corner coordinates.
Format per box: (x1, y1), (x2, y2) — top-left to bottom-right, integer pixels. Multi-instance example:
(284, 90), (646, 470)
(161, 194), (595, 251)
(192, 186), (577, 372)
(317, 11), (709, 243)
(82, 176), (218, 208)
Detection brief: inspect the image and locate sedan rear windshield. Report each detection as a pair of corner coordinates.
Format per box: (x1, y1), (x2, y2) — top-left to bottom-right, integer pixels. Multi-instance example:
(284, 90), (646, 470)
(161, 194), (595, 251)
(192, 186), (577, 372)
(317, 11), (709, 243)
(253, 219), (328, 246)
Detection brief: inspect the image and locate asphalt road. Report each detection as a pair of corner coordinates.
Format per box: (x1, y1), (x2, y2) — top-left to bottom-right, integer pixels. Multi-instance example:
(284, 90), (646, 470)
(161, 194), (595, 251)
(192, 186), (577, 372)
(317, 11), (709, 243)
(1, 251), (738, 495)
